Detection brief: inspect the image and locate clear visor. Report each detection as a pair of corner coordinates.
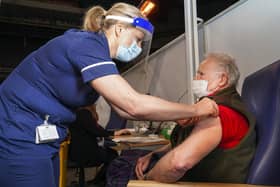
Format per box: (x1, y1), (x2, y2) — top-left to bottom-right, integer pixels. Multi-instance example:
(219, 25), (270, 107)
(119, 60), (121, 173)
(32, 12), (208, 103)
(132, 36), (152, 63)
(105, 15), (154, 70)
(114, 36), (153, 72)
(105, 15), (154, 41)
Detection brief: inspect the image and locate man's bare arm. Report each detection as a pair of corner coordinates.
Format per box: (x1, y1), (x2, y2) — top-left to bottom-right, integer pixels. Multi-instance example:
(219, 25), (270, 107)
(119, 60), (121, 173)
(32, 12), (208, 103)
(145, 116), (222, 182)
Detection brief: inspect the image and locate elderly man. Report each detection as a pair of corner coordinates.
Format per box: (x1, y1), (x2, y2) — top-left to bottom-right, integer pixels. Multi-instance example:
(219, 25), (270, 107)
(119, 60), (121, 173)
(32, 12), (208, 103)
(107, 53), (256, 186)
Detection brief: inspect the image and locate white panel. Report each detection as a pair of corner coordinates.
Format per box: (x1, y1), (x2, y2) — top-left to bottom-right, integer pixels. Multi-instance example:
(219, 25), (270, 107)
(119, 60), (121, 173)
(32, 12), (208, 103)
(204, 0), (280, 91)
(147, 36), (189, 102)
(122, 59), (148, 93)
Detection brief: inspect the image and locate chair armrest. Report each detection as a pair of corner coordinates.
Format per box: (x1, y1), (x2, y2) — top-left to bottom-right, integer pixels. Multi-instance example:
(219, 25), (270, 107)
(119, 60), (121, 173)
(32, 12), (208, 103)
(127, 180), (274, 187)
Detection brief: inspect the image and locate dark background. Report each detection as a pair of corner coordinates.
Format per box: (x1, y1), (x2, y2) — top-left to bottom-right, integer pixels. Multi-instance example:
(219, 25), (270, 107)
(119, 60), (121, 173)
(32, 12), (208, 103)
(0, 0), (238, 82)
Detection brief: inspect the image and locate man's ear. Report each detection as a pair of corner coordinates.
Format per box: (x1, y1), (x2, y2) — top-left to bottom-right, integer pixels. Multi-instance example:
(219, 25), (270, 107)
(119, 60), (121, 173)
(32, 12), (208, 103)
(218, 73), (229, 87)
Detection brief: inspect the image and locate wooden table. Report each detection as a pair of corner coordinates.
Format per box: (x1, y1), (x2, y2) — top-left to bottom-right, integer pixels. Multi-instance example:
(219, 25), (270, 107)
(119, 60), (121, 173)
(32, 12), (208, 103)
(111, 135), (170, 151)
(127, 180), (277, 187)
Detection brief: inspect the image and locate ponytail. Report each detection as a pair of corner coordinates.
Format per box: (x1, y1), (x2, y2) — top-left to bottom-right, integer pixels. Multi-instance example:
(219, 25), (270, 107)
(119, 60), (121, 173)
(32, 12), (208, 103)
(83, 6), (106, 32)
(82, 3), (144, 32)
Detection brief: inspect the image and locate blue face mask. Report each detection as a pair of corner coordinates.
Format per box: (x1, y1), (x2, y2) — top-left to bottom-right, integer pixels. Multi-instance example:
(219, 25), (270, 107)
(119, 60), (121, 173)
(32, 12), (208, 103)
(116, 40), (142, 63)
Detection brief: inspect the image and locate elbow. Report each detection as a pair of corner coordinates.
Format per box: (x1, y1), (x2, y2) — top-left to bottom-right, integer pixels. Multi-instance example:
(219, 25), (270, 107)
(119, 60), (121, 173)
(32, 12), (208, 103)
(124, 98), (147, 119)
(173, 161), (193, 174)
(170, 152), (194, 175)
(127, 106), (146, 119)
(154, 152), (194, 183)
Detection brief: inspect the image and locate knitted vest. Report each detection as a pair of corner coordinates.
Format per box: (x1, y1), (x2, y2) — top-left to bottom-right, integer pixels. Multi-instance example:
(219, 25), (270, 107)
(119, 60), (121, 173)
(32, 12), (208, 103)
(170, 86), (256, 183)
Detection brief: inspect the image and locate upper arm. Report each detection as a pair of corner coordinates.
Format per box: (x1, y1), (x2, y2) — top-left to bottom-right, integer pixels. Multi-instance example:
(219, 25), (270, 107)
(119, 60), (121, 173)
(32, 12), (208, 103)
(171, 116), (222, 169)
(68, 36), (119, 83)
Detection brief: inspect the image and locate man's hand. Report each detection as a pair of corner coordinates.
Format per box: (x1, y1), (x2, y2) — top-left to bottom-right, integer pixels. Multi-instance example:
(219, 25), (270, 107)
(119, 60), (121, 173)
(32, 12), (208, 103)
(194, 97), (218, 117)
(135, 153), (153, 179)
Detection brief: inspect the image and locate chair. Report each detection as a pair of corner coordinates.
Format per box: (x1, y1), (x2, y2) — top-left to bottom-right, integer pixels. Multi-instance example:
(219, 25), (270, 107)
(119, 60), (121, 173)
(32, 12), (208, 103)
(67, 159), (101, 187)
(59, 137), (71, 187)
(67, 135), (103, 187)
(241, 59), (280, 186)
(59, 133), (102, 187)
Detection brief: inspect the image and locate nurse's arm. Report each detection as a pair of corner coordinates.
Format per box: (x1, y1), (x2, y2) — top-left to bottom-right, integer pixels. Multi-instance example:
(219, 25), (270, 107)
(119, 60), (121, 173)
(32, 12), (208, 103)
(110, 103), (137, 120)
(91, 74), (218, 121)
(101, 97), (137, 120)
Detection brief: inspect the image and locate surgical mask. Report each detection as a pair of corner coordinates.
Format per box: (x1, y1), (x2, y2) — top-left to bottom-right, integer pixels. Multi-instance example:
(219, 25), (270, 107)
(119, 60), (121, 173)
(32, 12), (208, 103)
(116, 40), (142, 62)
(192, 80), (210, 98)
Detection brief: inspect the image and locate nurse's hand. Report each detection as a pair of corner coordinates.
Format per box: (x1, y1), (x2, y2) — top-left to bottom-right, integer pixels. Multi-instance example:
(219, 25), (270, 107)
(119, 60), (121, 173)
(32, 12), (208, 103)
(194, 97), (219, 117)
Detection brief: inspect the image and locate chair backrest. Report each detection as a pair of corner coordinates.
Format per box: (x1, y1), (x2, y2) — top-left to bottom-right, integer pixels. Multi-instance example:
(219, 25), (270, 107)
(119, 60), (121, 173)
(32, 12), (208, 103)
(241, 59), (280, 186)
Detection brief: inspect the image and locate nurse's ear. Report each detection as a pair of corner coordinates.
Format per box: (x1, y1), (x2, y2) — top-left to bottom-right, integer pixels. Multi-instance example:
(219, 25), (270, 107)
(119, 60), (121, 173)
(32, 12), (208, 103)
(114, 23), (125, 38)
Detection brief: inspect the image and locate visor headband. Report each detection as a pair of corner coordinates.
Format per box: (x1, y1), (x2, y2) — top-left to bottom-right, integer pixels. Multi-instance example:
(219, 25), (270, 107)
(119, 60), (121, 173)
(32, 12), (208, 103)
(105, 15), (154, 40)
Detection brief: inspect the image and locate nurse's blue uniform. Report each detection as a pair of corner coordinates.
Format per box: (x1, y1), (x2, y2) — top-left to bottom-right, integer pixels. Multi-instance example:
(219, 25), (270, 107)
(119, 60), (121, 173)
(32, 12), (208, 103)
(0, 29), (119, 187)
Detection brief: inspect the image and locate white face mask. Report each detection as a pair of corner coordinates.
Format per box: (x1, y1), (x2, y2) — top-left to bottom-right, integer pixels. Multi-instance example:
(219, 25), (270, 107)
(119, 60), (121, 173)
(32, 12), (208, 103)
(191, 80), (210, 98)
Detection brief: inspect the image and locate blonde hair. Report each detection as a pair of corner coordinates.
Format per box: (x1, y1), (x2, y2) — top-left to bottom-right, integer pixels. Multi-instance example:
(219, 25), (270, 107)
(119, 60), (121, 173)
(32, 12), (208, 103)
(83, 3), (145, 32)
(206, 52), (240, 87)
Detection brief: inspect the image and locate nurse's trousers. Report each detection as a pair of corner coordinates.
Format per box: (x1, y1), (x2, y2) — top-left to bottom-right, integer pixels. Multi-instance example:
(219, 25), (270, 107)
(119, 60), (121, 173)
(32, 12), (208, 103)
(0, 154), (59, 187)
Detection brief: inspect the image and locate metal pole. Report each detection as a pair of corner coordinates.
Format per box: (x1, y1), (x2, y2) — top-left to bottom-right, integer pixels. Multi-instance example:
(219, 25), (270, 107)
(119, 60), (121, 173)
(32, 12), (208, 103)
(192, 0), (200, 70)
(184, 0), (199, 104)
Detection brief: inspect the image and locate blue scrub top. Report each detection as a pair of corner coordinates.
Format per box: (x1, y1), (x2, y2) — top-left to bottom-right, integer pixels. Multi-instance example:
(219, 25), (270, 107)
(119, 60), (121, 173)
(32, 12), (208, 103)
(0, 29), (119, 159)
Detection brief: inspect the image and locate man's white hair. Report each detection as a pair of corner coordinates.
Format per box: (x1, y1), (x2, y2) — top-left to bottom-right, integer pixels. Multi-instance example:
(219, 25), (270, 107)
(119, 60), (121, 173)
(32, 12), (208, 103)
(206, 52), (240, 87)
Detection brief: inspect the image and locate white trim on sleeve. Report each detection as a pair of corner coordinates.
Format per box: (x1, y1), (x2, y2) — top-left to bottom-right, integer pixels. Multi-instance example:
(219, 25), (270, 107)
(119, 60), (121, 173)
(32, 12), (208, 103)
(81, 61), (116, 72)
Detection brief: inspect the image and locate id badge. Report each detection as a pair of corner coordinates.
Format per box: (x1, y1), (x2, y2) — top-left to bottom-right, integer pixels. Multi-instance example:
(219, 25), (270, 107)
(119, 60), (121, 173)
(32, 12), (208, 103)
(35, 115), (59, 144)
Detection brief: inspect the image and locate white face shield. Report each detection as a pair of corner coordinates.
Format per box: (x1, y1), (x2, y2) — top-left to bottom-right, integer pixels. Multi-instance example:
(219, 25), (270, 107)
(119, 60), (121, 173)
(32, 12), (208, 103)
(105, 15), (154, 70)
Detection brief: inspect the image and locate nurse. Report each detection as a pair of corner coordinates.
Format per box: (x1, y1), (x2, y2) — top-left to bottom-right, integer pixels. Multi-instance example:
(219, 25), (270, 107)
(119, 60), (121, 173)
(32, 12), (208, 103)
(0, 2), (217, 187)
